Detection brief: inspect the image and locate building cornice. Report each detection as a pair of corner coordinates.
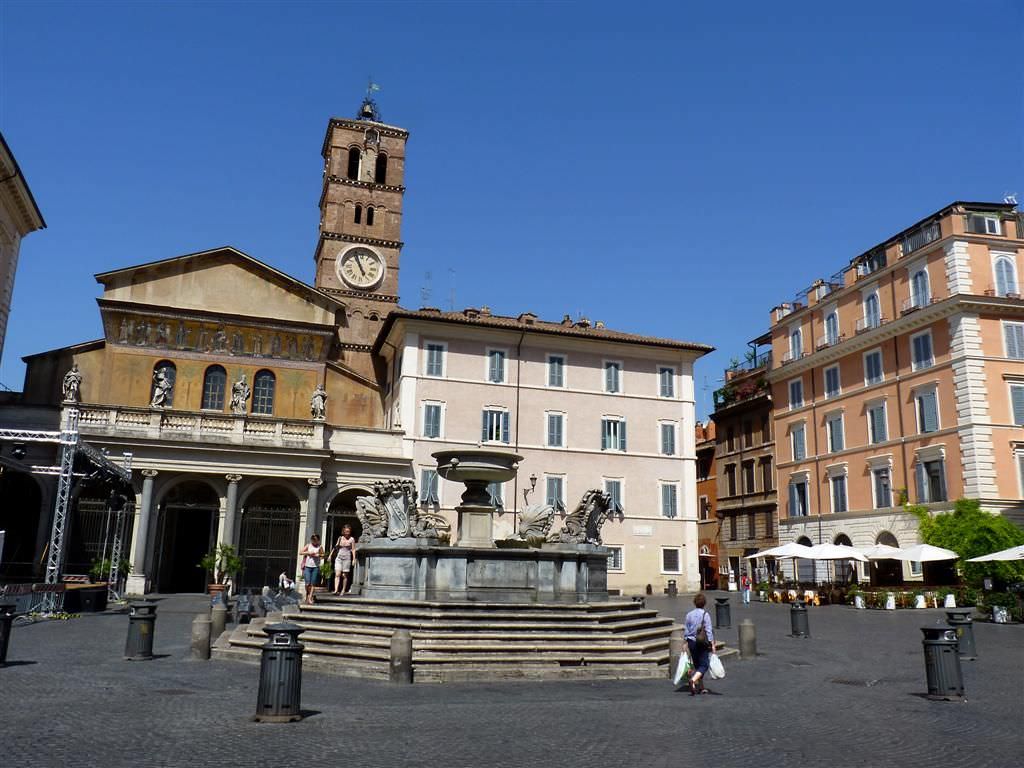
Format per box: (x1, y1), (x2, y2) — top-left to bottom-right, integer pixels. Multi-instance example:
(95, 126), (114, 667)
(0, 132), (46, 233)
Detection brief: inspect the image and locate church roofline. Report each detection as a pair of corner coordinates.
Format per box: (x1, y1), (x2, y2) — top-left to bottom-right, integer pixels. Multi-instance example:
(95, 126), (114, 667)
(93, 246), (346, 309)
(22, 338), (105, 362)
(0, 131), (47, 233)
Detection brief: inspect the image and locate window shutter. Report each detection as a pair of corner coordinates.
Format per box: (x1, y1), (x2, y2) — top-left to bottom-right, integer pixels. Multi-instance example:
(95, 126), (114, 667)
(937, 461), (947, 502)
(547, 415), (555, 446)
(921, 392), (938, 433)
(916, 462), (927, 503)
(489, 352), (498, 381)
(605, 364), (613, 391)
(670, 485), (678, 518)
(793, 428), (805, 460)
(481, 411), (489, 442)
(871, 407), (886, 443)
(501, 411), (510, 443)
(601, 420), (608, 450)
(1011, 385), (1024, 426)
(1007, 325), (1024, 359)
(620, 420), (627, 452)
(788, 484), (796, 517)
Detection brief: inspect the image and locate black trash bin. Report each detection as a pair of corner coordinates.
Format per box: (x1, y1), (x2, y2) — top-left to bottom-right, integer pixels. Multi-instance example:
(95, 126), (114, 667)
(0, 603), (16, 667)
(254, 622), (306, 723)
(921, 625), (964, 700)
(715, 597), (731, 629)
(666, 579), (677, 597)
(124, 601), (157, 661)
(790, 600), (810, 638)
(945, 609), (977, 660)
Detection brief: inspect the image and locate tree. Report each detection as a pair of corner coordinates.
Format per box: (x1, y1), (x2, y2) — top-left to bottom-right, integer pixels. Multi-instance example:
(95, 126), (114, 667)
(910, 499), (1024, 587)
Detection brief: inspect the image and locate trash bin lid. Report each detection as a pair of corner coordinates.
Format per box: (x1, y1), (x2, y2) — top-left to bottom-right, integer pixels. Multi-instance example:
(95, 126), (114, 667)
(263, 620), (305, 640)
(129, 601), (158, 616)
(920, 626), (957, 640)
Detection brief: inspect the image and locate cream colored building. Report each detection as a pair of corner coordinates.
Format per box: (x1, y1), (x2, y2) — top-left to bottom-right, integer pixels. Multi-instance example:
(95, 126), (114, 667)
(376, 308), (711, 594)
(0, 132), (46, 368)
(767, 201), (1024, 583)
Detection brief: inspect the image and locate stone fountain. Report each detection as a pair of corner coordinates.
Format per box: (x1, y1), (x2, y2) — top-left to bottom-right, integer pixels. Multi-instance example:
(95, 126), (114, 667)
(352, 449), (615, 603)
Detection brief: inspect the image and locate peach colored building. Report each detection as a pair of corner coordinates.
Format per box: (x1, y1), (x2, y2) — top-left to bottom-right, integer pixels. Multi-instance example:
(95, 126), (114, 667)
(375, 308), (712, 594)
(767, 201), (1024, 583)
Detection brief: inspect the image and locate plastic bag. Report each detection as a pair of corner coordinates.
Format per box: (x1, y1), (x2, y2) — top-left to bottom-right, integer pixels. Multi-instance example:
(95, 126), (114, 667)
(708, 652), (725, 680)
(673, 650), (692, 686)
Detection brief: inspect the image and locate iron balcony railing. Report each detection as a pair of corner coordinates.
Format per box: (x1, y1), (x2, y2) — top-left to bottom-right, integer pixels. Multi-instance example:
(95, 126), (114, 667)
(901, 293), (943, 315)
(816, 333), (845, 351)
(855, 315), (887, 334)
(901, 221), (941, 256)
(984, 282), (1021, 299)
(728, 351), (772, 373)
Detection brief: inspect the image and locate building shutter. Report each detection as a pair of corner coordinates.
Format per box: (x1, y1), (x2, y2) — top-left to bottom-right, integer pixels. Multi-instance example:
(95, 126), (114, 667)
(1011, 385), (1024, 426)
(1007, 325), (1024, 359)
(787, 484), (796, 517)
(620, 420), (627, 452)
(871, 407), (886, 443)
(916, 462), (928, 503)
(501, 411), (510, 443)
(793, 427), (805, 460)
(920, 391), (938, 433)
(601, 420), (608, 450)
(481, 411), (489, 442)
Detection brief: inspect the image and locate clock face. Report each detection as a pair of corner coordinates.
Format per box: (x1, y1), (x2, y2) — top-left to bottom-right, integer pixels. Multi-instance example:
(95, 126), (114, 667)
(338, 247), (385, 289)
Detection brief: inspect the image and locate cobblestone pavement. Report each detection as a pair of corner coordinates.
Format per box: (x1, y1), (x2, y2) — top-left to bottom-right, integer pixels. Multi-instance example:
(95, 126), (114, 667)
(1, 592), (1022, 768)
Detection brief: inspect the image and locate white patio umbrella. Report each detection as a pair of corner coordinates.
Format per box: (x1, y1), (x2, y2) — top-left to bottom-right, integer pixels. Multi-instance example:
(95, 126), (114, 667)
(805, 543), (868, 562)
(966, 545), (1024, 562)
(861, 543), (904, 559)
(891, 543), (958, 562)
(744, 542), (815, 560)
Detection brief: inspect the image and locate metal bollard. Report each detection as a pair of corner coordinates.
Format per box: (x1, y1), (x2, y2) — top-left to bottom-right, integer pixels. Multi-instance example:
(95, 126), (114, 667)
(921, 626), (964, 700)
(667, 628), (684, 680)
(790, 600), (810, 638)
(945, 609), (977, 660)
(191, 614), (212, 660)
(124, 601), (157, 660)
(715, 597), (731, 629)
(0, 603), (16, 667)
(739, 619), (757, 659)
(390, 629), (413, 684)
(254, 622), (305, 722)
(211, 603), (228, 640)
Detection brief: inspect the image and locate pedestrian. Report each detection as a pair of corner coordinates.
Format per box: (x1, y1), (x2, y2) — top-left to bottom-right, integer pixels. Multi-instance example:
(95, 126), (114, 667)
(332, 525), (356, 595)
(741, 572), (752, 605)
(298, 534), (324, 605)
(683, 593), (715, 695)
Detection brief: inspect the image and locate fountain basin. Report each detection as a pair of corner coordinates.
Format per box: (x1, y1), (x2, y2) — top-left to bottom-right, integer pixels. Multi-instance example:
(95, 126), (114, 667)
(432, 449), (523, 546)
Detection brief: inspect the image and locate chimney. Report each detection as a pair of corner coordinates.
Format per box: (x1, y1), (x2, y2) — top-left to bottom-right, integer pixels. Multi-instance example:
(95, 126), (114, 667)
(463, 307), (480, 319)
(594, 320), (605, 329)
(561, 314), (573, 326)
(480, 306), (492, 317)
(574, 317), (592, 329)
(517, 312), (537, 325)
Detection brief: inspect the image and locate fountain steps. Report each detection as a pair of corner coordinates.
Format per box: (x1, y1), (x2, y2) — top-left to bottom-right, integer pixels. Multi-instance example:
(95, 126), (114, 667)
(215, 596), (682, 682)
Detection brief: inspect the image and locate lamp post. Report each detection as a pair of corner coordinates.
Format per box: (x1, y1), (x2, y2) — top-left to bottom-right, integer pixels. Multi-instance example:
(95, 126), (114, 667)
(522, 473), (538, 507)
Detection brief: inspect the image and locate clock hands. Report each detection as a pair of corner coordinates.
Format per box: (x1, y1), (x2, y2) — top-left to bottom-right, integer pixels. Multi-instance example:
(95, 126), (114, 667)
(354, 254), (367, 277)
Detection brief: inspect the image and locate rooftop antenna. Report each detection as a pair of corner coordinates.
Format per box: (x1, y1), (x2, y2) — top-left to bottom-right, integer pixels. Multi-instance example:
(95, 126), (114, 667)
(448, 268), (456, 311)
(1004, 192), (1018, 205)
(420, 271), (433, 306)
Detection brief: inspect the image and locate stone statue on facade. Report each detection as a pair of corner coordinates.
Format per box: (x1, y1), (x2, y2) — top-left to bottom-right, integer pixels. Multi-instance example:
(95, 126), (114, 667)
(354, 478), (451, 543)
(150, 366), (173, 408)
(62, 364), (83, 402)
(230, 374), (251, 415)
(310, 384), (328, 420)
(547, 489), (616, 546)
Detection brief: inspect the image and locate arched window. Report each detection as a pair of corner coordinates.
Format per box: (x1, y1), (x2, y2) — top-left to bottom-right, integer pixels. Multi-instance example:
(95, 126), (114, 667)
(789, 328), (802, 360)
(201, 365), (227, 410)
(354, 204), (362, 224)
(824, 311), (839, 345)
(911, 268), (930, 308)
(151, 360), (176, 408)
(864, 292), (880, 329)
(252, 370), (276, 415)
(366, 206), (375, 226)
(994, 255), (1018, 297)
(876, 531), (899, 547)
(346, 147), (361, 180)
(375, 153), (388, 184)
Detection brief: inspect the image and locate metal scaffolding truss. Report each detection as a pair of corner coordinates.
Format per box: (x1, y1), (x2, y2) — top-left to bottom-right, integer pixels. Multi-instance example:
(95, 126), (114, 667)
(0, 407), (132, 613)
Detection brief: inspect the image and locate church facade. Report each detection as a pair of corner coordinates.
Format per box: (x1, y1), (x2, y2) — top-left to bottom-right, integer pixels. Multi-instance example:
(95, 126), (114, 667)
(4, 101), (710, 595)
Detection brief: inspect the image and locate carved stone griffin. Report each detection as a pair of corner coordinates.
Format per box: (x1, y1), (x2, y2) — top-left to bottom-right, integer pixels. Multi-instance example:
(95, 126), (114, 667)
(547, 489), (616, 546)
(354, 478), (451, 543)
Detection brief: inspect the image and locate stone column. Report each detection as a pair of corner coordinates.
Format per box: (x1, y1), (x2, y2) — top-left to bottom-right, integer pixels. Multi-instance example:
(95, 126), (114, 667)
(126, 469), (157, 595)
(221, 474), (242, 548)
(306, 478), (324, 540)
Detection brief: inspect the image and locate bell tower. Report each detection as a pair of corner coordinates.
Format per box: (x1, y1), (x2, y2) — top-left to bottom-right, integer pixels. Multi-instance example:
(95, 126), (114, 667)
(315, 96), (408, 351)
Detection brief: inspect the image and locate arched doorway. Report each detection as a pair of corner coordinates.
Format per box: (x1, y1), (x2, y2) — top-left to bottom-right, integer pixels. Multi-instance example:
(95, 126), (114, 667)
(833, 533), (855, 584)
(0, 472), (43, 581)
(154, 481), (219, 593)
(238, 485), (300, 591)
(325, 489), (365, 549)
(872, 530), (902, 587)
(795, 536), (815, 584)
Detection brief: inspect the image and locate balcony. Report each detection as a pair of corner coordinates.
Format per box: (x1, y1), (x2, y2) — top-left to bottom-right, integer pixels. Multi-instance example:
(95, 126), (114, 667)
(726, 351), (772, 378)
(900, 221), (941, 256)
(816, 333), (846, 351)
(984, 283), (1021, 300)
(901, 294), (943, 315)
(712, 375), (769, 410)
(781, 349), (807, 365)
(855, 315), (888, 334)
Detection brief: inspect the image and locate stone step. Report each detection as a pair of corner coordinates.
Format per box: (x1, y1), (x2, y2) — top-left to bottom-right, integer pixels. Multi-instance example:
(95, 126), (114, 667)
(314, 595), (644, 613)
(297, 602), (664, 624)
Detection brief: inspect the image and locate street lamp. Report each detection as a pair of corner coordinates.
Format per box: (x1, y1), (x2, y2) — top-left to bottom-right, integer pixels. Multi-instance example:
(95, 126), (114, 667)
(522, 473), (537, 506)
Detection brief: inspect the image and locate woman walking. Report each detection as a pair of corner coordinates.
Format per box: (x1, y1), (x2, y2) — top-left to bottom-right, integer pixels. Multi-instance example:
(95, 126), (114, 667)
(683, 593), (715, 695)
(298, 534), (324, 606)
(332, 525), (356, 595)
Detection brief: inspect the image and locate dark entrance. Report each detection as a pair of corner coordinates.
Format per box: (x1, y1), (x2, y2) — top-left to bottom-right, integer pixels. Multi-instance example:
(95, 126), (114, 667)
(871, 531), (902, 587)
(325, 489), (365, 549)
(154, 482), (219, 593)
(238, 486), (300, 591)
(66, 496), (136, 578)
(0, 472), (43, 581)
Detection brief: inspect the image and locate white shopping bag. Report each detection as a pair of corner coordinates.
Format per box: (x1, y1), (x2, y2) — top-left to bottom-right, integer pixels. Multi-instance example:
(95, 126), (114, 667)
(672, 650), (692, 686)
(708, 652), (725, 680)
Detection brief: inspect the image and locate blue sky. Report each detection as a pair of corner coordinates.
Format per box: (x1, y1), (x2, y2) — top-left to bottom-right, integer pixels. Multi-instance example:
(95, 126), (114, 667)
(2, 1), (1021, 417)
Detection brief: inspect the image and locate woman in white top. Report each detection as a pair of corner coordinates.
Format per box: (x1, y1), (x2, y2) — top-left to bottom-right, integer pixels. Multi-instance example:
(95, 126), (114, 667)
(332, 525), (357, 595)
(298, 534), (324, 605)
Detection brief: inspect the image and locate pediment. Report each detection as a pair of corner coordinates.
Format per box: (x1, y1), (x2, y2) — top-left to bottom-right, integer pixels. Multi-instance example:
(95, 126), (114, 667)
(95, 246), (343, 326)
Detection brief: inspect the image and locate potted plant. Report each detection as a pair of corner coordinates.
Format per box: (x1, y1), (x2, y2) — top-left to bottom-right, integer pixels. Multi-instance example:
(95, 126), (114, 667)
(755, 581), (770, 602)
(198, 544), (243, 597)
